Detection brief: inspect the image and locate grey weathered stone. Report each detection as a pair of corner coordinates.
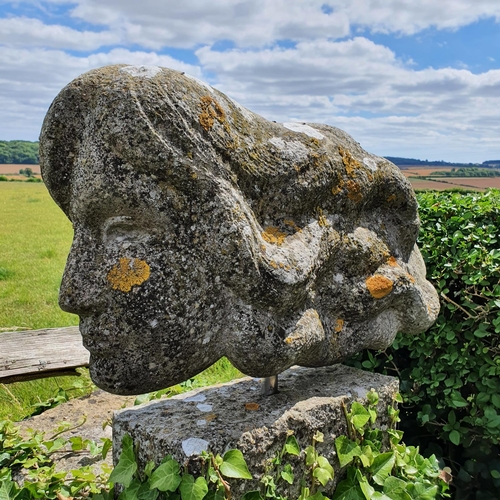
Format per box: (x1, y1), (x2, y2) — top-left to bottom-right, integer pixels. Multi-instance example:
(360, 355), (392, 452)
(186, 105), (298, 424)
(40, 64), (439, 395)
(113, 365), (399, 498)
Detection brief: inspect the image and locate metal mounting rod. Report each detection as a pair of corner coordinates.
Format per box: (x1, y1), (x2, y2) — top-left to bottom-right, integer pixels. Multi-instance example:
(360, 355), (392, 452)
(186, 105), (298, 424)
(261, 375), (279, 396)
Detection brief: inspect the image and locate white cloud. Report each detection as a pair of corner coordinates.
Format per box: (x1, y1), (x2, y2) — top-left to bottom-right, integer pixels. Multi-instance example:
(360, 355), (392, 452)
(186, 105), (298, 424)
(0, 16), (119, 49)
(0, 45), (201, 140)
(1, 0), (500, 161)
(64, 0), (500, 47)
(195, 39), (500, 161)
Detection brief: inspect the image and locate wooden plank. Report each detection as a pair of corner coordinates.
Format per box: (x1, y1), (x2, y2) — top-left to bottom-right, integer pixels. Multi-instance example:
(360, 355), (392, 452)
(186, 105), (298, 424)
(0, 326), (89, 383)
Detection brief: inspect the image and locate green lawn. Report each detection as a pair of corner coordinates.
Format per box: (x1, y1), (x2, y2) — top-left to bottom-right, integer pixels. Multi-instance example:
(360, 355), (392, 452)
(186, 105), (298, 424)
(0, 182), (78, 330)
(0, 182), (241, 420)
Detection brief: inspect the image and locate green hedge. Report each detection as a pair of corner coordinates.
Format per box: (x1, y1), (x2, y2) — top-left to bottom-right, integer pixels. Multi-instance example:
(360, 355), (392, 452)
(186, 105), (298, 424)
(350, 189), (500, 500)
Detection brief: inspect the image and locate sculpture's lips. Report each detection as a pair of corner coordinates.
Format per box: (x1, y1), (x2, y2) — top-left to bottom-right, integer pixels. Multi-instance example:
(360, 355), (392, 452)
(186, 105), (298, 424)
(79, 323), (122, 356)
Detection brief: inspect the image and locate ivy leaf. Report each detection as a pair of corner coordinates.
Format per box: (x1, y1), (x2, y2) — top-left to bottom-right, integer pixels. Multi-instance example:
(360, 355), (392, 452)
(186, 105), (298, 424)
(305, 445), (317, 466)
(281, 463), (294, 484)
(119, 479), (141, 500)
(370, 452), (396, 486)
(149, 458), (182, 492)
(332, 476), (365, 499)
(307, 492), (328, 500)
(220, 449), (253, 479)
(241, 491), (264, 500)
(313, 456), (334, 486)
(383, 477), (411, 500)
(0, 479), (15, 500)
(144, 460), (156, 479)
(405, 482), (438, 500)
(284, 435), (300, 456)
(335, 435), (362, 467)
(448, 430), (461, 446)
(137, 481), (160, 500)
(179, 475), (208, 500)
(109, 434), (137, 488)
(350, 403), (371, 430)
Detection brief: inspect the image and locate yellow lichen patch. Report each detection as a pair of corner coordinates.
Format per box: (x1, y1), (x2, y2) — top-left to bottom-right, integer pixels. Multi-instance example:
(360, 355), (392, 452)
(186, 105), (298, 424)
(284, 219), (302, 233)
(316, 207), (329, 227)
(387, 194), (397, 203)
(346, 180), (363, 203)
(107, 258), (151, 293)
(334, 318), (344, 333)
(269, 260), (279, 269)
(387, 256), (398, 267)
(262, 226), (286, 245)
(366, 275), (394, 299)
(338, 146), (361, 177)
(199, 95), (226, 131)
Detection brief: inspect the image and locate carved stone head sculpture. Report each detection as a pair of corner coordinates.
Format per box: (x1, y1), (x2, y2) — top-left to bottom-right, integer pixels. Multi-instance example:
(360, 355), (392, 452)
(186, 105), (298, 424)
(40, 65), (439, 395)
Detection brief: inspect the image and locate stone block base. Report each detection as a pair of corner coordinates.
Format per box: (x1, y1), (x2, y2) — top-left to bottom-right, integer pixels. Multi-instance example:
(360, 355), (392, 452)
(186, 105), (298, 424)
(113, 365), (398, 498)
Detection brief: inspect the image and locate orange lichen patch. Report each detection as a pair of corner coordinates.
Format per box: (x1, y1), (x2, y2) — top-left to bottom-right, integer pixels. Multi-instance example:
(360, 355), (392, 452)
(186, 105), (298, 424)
(334, 318), (344, 333)
(245, 403), (260, 411)
(285, 334), (303, 344)
(107, 258), (150, 292)
(406, 273), (416, 283)
(205, 413), (217, 422)
(260, 244), (267, 253)
(387, 256), (398, 267)
(338, 146), (361, 177)
(366, 275), (394, 299)
(346, 180), (363, 203)
(387, 194), (397, 203)
(284, 219), (302, 233)
(269, 260), (279, 269)
(199, 95), (226, 131)
(262, 226), (286, 245)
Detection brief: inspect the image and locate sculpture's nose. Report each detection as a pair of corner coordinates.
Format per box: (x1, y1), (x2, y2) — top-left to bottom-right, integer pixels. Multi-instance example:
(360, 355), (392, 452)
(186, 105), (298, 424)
(59, 229), (105, 315)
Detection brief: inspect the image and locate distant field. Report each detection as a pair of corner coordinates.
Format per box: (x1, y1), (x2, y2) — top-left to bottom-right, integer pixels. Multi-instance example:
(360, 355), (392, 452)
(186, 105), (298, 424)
(406, 178), (460, 191)
(0, 163), (41, 174)
(399, 165), (500, 191)
(438, 177), (500, 189)
(400, 166), (457, 176)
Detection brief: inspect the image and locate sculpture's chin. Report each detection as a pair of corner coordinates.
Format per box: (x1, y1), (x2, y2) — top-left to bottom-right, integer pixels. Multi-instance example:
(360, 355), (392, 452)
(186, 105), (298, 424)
(88, 354), (170, 395)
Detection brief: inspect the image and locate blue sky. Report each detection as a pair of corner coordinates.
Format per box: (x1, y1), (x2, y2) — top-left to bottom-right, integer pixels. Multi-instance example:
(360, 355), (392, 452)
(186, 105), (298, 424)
(1, 0), (500, 162)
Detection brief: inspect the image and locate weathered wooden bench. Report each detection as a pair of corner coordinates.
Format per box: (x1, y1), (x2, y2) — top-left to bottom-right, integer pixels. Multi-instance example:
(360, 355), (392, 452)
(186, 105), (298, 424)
(0, 326), (89, 383)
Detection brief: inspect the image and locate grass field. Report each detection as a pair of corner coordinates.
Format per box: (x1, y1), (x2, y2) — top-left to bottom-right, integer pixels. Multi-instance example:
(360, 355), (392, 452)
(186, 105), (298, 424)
(0, 181), (242, 421)
(0, 182), (76, 329)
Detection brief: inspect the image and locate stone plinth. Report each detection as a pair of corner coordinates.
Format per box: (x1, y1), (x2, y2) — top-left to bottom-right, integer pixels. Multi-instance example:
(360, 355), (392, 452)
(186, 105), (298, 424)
(113, 365), (398, 497)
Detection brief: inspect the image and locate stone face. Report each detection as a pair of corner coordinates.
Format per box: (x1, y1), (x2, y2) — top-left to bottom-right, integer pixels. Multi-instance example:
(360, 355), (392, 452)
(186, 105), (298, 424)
(112, 365), (399, 498)
(40, 64), (439, 395)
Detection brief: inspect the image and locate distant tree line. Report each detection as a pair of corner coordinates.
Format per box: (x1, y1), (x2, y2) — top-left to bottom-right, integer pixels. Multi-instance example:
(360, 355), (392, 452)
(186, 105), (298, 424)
(385, 156), (482, 167)
(0, 140), (39, 164)
(430, 167), (500, 177)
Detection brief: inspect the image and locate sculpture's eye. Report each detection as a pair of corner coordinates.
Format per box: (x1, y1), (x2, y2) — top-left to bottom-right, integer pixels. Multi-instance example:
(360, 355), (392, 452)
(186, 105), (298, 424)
(103, 216), (151, 248)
